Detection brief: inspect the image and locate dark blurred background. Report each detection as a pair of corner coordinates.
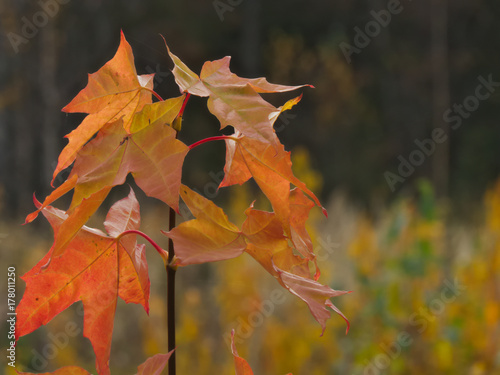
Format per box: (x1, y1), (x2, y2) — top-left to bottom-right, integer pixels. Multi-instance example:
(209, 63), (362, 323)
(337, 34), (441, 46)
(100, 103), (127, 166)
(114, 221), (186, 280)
(1, 0), (499, 219)
(2, 1), (500, 374)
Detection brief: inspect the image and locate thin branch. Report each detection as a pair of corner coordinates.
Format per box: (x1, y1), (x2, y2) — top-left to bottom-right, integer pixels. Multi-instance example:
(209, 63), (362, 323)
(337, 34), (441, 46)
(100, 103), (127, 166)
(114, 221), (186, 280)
(188, 135), (239, 150)
(178, 93), (191, 117)
(167, 206), (176, 375)
(147, 88), (164, 102)
(167, 125), (181, 375)
(117, 229), (167, 259)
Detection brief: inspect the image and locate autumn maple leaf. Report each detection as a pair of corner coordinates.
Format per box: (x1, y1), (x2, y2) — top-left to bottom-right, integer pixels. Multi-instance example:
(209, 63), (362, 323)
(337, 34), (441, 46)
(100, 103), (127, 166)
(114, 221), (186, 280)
(16, 188), (150, 375)
(52, 31), (158, 185)
(242, 199), (311, 280)
(164, 187), (349, 333)
(25, 97), (188, 260)
(163, 185), (247, 266)
(273, 264), (350, 335)
(166, 43), (311, 145)
(221, 132), (327, 251)
(67, 113), (188, 212)
(18, 30), (350, 375)
(241, 201), (350, 334)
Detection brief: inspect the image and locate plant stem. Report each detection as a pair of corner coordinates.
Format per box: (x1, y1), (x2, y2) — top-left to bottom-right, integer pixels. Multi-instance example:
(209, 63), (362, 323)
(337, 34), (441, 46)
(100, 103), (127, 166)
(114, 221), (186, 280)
(167, 205), (176, 375)
(188, 135), (239, 150)
(178, 93), (190, 117)
(118, 225), (176, 375)
(142, 87), (164, 101)
(117, 229), (167, 259)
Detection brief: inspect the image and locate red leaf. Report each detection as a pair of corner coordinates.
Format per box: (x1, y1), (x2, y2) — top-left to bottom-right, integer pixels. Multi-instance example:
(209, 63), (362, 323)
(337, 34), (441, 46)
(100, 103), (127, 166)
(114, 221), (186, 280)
(16, 188), (149, 375)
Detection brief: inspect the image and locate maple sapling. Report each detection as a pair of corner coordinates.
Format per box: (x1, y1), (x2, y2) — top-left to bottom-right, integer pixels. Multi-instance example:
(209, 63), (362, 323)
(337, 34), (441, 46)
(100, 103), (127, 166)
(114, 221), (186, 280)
(16, 31), (350, 375)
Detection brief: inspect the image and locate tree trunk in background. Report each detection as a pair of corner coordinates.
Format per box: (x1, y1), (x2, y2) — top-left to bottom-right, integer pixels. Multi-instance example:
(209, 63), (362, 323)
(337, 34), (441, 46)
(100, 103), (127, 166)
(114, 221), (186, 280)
(240, 0), (261, 76)
(430, 0), (450, 198)
(430, 0), (452, 281)
(13, 90), (36, 216)
(40, 23), (60, 188)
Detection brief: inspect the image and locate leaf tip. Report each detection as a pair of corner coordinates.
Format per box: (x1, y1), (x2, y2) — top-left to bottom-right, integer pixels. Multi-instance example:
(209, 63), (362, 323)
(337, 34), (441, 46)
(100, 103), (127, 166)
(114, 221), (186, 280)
(24, 194), (42, 224)
(119, 29), (128, 44)
(322, 207), (328, 218)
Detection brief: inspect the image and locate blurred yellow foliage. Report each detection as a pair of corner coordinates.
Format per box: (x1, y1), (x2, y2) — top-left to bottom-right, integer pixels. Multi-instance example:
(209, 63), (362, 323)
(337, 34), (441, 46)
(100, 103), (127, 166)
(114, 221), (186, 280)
(4, 152), (500, 374)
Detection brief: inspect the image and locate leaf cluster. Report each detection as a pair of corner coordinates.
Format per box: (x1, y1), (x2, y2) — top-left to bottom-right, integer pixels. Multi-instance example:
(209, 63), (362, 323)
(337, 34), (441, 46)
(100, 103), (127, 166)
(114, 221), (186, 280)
(16, 31), (349, 375)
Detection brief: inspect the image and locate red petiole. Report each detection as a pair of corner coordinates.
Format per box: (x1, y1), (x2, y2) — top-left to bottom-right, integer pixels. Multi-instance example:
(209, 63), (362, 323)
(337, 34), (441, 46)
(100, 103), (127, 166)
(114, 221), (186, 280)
(188, 135), (239, 150)
(118, 229), (168, 259)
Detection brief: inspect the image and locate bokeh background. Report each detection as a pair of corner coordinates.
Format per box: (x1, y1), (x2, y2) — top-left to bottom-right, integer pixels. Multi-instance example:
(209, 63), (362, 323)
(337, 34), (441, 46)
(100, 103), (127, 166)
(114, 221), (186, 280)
(1, 0), (499, 374)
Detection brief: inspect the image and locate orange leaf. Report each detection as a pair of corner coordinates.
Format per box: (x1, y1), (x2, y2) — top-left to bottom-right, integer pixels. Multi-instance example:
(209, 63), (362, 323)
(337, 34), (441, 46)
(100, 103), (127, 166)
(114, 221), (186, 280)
(221, 135), (326, 241)
(218, 94), (303, 187)
(16, 188), (149, 375)
(67, 117), (187, 213)
(50, 187), (112, 260)
(242, 203), (311, 280)
(288, 188), (319, 278)
(166, 45), (310, 145)
(231, 329), (254, 375)
(53, 31), (156, 184)
(242, 199), (348, 333)
(163, 185), (247, 266)
(26, 81), (185, 268)
(24, 174), (78, 224)
(26, 186), (113, 264)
